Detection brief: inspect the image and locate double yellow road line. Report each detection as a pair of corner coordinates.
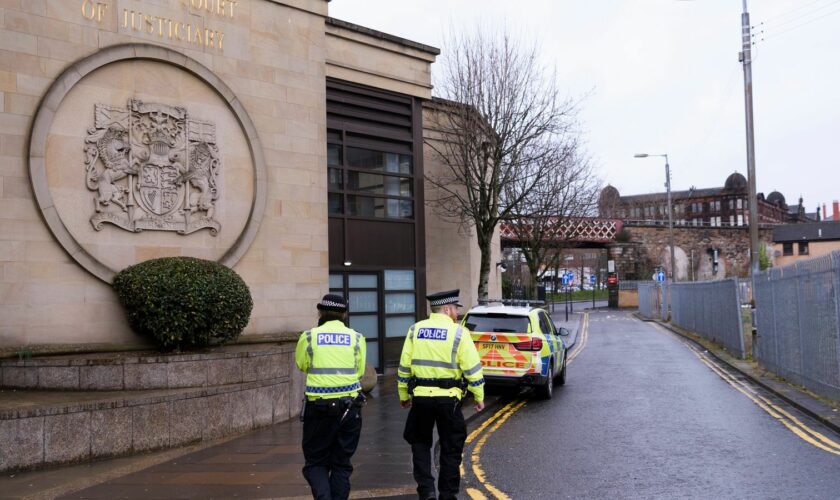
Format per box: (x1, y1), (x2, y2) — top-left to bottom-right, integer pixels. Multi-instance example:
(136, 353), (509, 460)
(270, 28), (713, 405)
(464, 312), (590, 500)
(654, 323), (840, 456)
(566, 312), (589, 365)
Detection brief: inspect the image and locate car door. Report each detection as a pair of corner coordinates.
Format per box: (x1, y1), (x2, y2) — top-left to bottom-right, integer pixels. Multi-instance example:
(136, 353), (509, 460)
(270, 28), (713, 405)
(545, 314), (566, 366)
(537, 311), (558, 372)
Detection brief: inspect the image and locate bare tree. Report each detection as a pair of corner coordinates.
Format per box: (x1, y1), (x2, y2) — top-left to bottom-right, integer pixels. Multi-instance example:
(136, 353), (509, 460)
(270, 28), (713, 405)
(504, 147), (601, 289)
(425, 27), (579, 299)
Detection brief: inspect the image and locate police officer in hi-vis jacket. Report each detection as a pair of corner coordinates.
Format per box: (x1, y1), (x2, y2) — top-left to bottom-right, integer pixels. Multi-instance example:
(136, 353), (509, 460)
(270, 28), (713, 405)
(398, 289), (485, 500)
(295, 294), (366, 500)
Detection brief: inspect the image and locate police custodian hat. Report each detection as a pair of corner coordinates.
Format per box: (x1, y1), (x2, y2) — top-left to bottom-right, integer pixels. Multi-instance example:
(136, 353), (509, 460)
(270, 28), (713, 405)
(317, 293), (348, 312)
(426, 289), (463, 307)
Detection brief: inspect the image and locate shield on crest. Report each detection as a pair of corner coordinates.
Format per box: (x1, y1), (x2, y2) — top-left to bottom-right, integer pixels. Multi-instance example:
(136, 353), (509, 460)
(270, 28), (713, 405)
(137, 163), (182, 216)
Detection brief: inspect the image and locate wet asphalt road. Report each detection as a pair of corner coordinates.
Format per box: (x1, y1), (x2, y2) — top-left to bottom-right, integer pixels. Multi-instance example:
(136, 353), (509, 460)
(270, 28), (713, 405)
(464, 310), (840, 499)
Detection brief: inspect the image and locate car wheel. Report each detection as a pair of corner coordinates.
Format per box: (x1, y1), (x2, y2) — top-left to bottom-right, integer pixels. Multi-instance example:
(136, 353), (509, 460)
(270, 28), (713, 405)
(557, 356), (567, 386)
(537, 361), (554, 399)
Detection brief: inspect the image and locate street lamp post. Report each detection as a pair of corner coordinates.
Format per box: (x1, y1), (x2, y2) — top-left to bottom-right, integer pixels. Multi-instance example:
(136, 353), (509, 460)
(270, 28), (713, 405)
(635, 153), (677, 282)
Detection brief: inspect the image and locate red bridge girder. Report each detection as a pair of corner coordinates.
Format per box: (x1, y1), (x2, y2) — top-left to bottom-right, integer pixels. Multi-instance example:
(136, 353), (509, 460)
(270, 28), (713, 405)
(500, 218), (624, 244)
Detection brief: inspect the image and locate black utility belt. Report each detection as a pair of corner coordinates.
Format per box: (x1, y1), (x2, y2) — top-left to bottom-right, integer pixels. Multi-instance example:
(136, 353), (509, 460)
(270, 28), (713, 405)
(307, 397), (353, 407)
(412, 377), (465, 389)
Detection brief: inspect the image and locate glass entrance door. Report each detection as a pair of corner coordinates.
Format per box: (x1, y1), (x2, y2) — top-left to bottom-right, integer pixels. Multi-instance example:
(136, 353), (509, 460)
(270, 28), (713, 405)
(329, 269), (418, 372)
(330, 272), (380, 370)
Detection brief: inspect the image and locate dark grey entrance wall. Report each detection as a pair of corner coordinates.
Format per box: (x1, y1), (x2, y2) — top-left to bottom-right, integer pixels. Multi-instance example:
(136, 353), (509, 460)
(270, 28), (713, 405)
(28, 43), (267, 283)
(325, 79), (426, 370)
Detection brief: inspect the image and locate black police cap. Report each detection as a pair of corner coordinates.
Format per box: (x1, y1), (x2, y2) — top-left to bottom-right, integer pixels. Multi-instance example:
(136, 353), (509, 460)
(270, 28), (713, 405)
(426, 289), (463, 307)
(317, 293), (347, 312)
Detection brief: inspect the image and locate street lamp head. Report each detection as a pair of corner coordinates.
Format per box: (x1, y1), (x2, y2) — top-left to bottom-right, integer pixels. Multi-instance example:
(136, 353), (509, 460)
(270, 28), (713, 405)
(634, 153), (649, 158)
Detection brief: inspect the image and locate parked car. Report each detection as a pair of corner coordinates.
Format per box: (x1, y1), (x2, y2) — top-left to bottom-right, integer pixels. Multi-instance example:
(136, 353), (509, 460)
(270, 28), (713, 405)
(462, 304), (569, 399)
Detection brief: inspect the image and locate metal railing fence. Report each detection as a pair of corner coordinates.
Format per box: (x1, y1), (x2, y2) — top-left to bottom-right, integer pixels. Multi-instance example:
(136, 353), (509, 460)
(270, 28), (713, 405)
(752, 251), (840, 400)
(737, 278), (752, 305)
(638, 282), (669, 320)
(638, 282), (660, 319)
(670, 278), (745, 358)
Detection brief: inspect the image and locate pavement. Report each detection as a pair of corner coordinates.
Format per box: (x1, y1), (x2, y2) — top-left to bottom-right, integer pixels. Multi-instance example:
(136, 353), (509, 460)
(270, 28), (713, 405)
(0, 311), (587, 500)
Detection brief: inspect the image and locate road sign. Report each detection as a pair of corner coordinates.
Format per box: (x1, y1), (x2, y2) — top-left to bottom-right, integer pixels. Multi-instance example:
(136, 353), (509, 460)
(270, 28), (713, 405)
(590, 275), (596, 285)
(656, 271), (666, 282)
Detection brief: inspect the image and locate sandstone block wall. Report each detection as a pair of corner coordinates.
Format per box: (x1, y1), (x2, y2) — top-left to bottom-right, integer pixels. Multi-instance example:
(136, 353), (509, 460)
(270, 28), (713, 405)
(422, 106), (502, 307)
(0, 0), (331, 348)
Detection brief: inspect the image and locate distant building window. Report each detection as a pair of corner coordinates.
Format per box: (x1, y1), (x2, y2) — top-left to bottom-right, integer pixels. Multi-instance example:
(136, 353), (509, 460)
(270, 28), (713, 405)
(729, 215), (735, 226)
(783, 243), (793, 256)
(798, 242), (809, 255)
(711, 200), (720, 212)
(737, 198), (743, 210)
(737, 214), (744, 226)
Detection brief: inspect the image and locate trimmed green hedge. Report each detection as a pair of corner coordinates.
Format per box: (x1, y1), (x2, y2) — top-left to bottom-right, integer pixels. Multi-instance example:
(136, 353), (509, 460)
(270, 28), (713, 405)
(113, 257), (253, 351)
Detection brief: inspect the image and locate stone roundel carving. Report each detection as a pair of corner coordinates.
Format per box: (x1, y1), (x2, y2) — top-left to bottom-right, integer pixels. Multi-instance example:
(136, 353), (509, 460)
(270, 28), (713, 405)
(85, 99), (222, 235)
(28, 44), (267, 283)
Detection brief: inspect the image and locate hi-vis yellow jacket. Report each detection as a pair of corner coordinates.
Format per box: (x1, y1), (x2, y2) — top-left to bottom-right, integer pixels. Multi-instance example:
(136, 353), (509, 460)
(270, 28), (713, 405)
(295, 320), (366, 400)
(397, 313), (485, 402)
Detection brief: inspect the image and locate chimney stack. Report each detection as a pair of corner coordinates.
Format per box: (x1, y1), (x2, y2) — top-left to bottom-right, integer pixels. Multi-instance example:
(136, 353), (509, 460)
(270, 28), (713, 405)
(825, 203), (829, 220)
(834, 200), (839, 221)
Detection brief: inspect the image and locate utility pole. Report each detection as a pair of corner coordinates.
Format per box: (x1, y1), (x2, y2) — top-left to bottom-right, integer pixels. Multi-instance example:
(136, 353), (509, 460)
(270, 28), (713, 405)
(664, 156), (676, 282)
(740, 0), (760, 276)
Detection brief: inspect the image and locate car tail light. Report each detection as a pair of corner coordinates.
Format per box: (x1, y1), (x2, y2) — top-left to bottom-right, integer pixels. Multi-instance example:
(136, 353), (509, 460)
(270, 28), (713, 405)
(514, 337), (542, 351)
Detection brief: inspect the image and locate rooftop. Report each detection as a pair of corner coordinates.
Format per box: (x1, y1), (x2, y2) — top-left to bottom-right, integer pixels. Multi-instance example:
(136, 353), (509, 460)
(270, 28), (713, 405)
(773, 221), (840, 242)
(325, 17), (441, 55)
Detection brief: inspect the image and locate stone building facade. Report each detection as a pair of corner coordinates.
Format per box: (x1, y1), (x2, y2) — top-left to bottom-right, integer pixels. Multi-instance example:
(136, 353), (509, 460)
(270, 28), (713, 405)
(0, 0), (501, 368)
(613, 225), (774, 281)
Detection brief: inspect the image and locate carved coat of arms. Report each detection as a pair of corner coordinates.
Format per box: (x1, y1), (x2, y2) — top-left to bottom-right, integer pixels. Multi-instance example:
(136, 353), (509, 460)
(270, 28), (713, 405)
(84, 99), (221, 235)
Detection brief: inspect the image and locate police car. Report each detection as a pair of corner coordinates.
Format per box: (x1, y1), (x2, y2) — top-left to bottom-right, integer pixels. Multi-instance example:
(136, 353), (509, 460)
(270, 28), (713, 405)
(463, 302), (569, 399)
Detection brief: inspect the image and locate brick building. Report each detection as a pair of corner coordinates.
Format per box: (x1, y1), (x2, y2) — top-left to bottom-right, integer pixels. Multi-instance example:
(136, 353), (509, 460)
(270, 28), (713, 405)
(599, 172), (813, 228)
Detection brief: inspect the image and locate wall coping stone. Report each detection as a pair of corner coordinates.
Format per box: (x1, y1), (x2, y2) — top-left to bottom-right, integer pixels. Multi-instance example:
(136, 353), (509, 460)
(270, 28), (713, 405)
(0, 370), (298, 472)
(1, 343), (295, 391)
(0, 376), (287, 420)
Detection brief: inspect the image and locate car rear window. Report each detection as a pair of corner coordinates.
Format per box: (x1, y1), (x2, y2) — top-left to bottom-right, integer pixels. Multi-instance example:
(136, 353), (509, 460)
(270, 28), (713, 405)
(464, 314), (530, 333)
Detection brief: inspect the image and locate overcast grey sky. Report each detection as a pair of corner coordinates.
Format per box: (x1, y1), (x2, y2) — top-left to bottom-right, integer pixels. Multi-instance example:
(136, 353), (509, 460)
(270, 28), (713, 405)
(329, 0), (840, 214)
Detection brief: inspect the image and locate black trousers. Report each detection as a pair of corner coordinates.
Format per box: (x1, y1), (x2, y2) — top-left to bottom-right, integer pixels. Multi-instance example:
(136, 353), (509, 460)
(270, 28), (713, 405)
(403, 396), (467, 500)
(301, 399), (362, 500)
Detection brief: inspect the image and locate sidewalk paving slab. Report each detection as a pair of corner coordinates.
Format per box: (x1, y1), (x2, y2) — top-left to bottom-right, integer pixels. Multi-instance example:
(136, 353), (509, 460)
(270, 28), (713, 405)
(2, 375), (502, 500)
(648, 316), (840, 436)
